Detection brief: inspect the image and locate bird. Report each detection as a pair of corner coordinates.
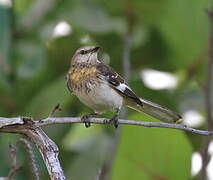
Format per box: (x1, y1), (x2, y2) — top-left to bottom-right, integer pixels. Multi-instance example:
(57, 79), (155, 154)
(66, 46), (182, 128)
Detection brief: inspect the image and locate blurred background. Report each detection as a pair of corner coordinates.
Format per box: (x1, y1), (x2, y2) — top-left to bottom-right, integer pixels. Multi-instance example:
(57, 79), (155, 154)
(0, 0), (212, 179)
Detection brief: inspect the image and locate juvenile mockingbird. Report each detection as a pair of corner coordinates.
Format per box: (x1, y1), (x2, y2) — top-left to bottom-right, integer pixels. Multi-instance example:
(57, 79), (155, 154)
(67, 46), (182, 128)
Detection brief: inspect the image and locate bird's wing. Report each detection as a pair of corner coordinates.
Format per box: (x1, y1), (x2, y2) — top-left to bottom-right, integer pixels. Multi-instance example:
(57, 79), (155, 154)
(96, 62), (182, 123)
(96, 63), (143, 106)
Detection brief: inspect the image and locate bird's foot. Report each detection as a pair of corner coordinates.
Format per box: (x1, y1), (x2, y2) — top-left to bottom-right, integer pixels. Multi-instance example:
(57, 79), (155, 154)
(81, 113), (98, 128)
(110, 115), (119, 128)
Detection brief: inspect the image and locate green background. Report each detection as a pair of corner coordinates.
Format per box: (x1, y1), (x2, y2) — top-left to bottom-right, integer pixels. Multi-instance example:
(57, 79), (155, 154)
(0, 0), (211, 179)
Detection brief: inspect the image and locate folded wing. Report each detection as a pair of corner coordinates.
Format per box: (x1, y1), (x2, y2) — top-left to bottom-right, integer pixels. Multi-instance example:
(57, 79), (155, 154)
(97, 62), (182, 123)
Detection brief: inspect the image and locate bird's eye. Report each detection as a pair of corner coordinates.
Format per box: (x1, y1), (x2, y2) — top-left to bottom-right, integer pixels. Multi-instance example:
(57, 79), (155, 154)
(80, 50), (86, 55)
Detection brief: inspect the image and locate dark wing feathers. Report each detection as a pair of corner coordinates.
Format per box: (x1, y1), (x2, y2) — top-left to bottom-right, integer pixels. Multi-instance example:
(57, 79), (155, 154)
(122, 87), (143, 106)
(96, 62), (125, 85)
(96, 63), (143, 106)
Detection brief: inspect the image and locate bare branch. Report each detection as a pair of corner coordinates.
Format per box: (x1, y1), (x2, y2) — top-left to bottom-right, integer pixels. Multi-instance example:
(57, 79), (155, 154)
(0, 115), (213, 180)
(206, 9), (213, 128)
(49, 103), (62, 118)
(0, 117), (65, 180)
(16, 138), (40, 180)
(199, 9), (213, 179)
(7, 144), (21, 180)
(0, 117), (24, 128)
(1, 116), (213, 136)
(7, 165), (21, 180)
(0, 143), (22, 180)
(37, 117), (213, 136)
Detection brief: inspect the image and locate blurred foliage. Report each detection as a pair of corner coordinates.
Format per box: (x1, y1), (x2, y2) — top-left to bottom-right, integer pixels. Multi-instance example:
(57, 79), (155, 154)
(112, 114), (192, 180)
(0, 0), (212, 179)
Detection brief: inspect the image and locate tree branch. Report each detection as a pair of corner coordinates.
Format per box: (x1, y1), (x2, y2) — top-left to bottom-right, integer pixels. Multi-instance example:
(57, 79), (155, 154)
(2, 144), (22, 180)
(199, 9), (213, 180)
(36, 117), (213, 135)
(15, 138), (40, 180)
(0, 117), (65, 180)
(0, 116), (213, 180)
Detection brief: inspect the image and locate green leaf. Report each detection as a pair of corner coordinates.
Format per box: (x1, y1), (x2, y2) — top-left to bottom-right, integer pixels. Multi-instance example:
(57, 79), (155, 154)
(112, 114), (192, 180)
(63, 124), (104, 151)
(155, 0), (211, 68)
(66, 131), (111, 180)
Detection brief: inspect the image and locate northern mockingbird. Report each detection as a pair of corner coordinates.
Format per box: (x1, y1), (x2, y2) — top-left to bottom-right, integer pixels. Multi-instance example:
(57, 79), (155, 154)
(66, 46), (182, 128)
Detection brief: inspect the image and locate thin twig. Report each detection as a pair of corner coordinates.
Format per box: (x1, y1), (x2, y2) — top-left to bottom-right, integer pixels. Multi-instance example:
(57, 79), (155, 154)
(7, 144), (21, 180)
(0, 117), (66, 180)
(0, 144), (22, 180)
(7, 165), (21, 180)
(206, 10), (213, 128)
(1, 116), (213, 136)
(16, 138), (40, 180)
(36, 117), (213, 136)
(199, 9), (213, 179)
(49, 103), (62, 117)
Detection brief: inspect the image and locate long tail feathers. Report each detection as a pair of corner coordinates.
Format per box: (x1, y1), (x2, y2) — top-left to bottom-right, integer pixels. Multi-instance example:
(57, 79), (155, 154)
(125, 98), (182, 123)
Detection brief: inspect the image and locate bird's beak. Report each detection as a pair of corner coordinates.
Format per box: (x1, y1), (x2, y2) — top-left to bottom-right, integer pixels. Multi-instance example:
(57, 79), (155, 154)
(92, 46), (101, 52)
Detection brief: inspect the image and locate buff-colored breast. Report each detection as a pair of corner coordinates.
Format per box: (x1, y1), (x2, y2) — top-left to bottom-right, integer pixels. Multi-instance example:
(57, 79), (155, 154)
(70, 67), (97, 83)
(68, 67), (97, 90)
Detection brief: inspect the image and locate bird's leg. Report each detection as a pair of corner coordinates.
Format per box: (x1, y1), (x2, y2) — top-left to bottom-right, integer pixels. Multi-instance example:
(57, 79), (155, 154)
(110, 114), (119, 128)
(81, 113), (98, 128)
(110, 108), (120, 128)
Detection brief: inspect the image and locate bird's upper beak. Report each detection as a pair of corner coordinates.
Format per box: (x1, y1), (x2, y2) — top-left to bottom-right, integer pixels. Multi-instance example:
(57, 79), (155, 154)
(92, 46), (101, 52)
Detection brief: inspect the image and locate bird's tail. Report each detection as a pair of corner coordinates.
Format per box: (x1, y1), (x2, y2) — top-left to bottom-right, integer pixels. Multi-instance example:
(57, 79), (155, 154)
(125, 98), (182, 123)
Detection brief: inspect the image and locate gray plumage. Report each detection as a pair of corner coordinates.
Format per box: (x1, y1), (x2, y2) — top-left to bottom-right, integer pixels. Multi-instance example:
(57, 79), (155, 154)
(67, 46), (182, 124)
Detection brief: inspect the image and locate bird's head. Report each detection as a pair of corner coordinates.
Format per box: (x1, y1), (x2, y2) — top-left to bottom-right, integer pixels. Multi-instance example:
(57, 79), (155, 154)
(71, 46), (101, 66)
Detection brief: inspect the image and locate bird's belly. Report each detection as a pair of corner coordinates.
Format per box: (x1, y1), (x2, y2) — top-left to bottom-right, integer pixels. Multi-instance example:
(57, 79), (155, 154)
(75, 82), (123, 113)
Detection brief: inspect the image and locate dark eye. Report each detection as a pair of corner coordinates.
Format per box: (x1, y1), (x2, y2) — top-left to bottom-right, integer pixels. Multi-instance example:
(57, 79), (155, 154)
(80, 50), (86, 55)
